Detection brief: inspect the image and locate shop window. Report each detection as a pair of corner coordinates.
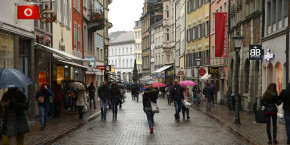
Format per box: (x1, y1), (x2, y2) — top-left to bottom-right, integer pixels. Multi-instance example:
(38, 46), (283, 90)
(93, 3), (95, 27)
(57, 66), (64, 84)
(244, 59), (250, 93)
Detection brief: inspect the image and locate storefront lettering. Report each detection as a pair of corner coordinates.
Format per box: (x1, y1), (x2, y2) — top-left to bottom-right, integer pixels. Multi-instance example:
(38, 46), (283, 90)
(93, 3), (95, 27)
(85, 56), (97, 62)
(264, 48), (274, 61)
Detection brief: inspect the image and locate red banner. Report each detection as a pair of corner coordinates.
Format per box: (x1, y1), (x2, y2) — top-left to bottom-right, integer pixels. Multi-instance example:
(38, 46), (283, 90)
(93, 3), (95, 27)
(215, 12), (227, 57)
(17, 6), (40, 19)
(97, 65), (106, 70)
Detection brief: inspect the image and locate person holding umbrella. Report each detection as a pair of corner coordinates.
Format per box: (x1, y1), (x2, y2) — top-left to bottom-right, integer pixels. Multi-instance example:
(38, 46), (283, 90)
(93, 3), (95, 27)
(76, 88), (87, 119)
(35, 83), (54, 130)
(1, 88), (30, 145)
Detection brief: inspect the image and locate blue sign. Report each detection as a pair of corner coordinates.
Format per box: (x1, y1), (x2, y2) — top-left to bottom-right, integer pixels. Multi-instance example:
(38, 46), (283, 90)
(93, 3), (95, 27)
(156, 73), (161, 78)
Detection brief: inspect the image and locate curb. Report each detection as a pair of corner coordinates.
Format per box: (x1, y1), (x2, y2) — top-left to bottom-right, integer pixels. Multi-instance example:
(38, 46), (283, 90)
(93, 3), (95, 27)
(35, 111), (101, 145)
(193, 107), (264, 145)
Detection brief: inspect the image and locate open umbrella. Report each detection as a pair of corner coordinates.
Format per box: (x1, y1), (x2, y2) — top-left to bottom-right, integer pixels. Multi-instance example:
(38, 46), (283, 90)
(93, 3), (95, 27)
(146, 81), (154, 85)
(0, 68), (34, 89)
(76, 80), (87, 89)
(70, 82), (86, 90)
(146, 82), (167, 88)
(179, 80), (197, 86)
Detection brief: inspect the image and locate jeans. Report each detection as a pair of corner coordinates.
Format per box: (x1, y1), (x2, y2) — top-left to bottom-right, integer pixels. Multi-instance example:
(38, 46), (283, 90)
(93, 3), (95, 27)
(284, 111), (290, 142)
(145, 110), (155, 128)
(100, 99), (108, 119)
(135, 93), (139, 102)
(206, 98), (213, 110)
(112, 104), (118, 116)
(78, 106), (84, 119)
(39, 104), (50, 127)
(266, 114), (277, 141)
(89, 96), (96, 109)
(2, 134), (24, 145)
(167, 95), (171, 104)
(174, 101), (182, 119)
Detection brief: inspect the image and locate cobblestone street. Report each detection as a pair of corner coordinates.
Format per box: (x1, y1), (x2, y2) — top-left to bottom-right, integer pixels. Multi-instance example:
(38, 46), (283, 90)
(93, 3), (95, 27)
(54, 93), (242, 145)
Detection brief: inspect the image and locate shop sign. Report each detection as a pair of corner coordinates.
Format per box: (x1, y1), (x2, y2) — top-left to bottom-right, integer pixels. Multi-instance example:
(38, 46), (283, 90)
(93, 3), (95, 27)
(17, 5), (40, 19)
(97, 65), (106, 70)
(156, 73), (161, 78)
(208, 67), (219, 75)
(198, 68), (206, 76)
(84, 56), (97, 62)
(249, 45), (262, 60)
(264, 48), (274, 61)
(176, 69), (185, 76)
(105, 65), (111, 71)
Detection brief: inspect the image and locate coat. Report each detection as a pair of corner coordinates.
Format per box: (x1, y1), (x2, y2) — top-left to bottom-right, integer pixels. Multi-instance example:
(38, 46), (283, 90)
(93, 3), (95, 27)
(183, 91), (191, 102)
(262, 93), (281, 114)
(279, 83), (290, 112)
(170, 85), (184, 102)
(52, 85), (62, 102)
(1, 89), (30, 136)
(110, 88), (121, 105)
(76, 90), (87, 106)
(35, 88), (54, 106)
(98, 85), (111, 100)
(203, 85), (213, 99)
(143, 88), (158, 111)
(87, 84), (96, 97)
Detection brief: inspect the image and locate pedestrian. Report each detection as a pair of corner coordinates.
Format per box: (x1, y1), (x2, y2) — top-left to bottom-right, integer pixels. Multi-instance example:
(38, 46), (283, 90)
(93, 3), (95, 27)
(279, 83), (290, 145)
(110, 83), (121, 119)
(262, 83), (282, 144)
(119, 86), (126, 108)
(182, 87), (191, 119)
(135, 85), (141, 102)
(98, 81), (111, 120)
(165, 85), (171, 105)
(131, 85), (135, 100)
(52, 81), (62, 118)
(143, 84), (158, 133)
(170, 79), (184, 121)
(203, 83), (214, 111)
(61, 84), (70, 110)
(87, 82), (96, 109)
(35, 83), (54, 130)
(76, 89), (87, 119)
(1, 88), (30, 145)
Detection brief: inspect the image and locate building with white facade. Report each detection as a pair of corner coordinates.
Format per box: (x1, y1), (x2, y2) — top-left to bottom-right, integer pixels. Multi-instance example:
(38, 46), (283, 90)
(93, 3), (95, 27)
(134, 21), (142, 73)
(109, 31), (135, 83)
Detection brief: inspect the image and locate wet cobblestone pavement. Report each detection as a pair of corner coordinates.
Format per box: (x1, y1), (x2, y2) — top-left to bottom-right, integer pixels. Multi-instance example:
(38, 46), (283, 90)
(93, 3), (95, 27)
(54, 93), (243, 145)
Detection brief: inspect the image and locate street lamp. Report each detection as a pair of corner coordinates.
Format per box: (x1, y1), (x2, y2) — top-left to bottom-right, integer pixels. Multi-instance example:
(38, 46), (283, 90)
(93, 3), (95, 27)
(232, 31), (244, 124)
(196, 58), (201, 95)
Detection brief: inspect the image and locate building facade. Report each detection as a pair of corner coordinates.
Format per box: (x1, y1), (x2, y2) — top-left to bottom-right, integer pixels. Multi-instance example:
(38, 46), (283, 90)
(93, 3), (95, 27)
(108, 31), (135, 83)
(209, 0), (229, 104)
(185, 0), (210, 90)
(134, 21), (142, 74)
(261, 0), (288, 119)
(228, 0), (263, 112)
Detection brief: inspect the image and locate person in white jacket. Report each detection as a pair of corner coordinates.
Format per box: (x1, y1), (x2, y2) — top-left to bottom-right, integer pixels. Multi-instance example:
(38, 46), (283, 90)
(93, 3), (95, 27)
(76, 89), (87, 119)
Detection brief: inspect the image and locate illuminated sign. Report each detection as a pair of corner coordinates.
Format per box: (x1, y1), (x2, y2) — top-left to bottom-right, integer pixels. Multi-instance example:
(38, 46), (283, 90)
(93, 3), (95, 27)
(264, 48), (274, 61)
(249, 45), (262, 60)
(208, 67), (219, 75)
(84, 56), (97, 62)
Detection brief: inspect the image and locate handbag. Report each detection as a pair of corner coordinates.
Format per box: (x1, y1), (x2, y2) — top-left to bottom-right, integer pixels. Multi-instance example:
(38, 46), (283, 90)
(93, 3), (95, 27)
(255, 107), (267, 123)
(150, 101), (159, 113)
(38, 96), (44, 103)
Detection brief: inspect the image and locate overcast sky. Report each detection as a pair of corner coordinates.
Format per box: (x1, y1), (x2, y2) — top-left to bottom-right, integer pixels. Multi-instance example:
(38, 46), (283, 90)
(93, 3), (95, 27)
(108, 0), (144, 33)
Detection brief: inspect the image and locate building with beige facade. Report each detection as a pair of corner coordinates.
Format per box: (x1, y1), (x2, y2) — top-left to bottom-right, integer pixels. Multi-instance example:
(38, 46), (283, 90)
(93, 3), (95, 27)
(134, 21), (142, 73)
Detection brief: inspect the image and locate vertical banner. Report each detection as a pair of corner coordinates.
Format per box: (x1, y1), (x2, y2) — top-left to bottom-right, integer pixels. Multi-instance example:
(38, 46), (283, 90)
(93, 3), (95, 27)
(215, 12), (227, 57)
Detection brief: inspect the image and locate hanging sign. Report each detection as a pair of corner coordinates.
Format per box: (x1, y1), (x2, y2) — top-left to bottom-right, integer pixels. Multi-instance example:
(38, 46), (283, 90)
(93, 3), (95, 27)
(40, 9), (57, 23)
(97, 65), (106, 70)
(249, 45), (262, 60)
(176, 69), (185, 76)
(17, 5), (40, 19)
(264, 48), (274, 61)
(215, 12), (228, 57)
(105, 65), (111, 71)
(198, 68), (206, 76)
(208, 67), (219, 75)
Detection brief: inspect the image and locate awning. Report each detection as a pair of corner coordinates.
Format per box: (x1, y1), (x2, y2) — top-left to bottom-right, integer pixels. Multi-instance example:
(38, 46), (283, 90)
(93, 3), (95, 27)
(200, 73), (211, 80)
(35, 43), (84, 61)
(58, 60), (90, 69)
(154, 65), (172, 73)
(86, 68), (102, 74)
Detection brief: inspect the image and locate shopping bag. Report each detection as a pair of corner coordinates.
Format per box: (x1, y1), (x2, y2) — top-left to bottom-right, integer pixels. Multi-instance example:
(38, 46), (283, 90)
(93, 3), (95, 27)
(182, 100), (192, 109)
(255, 108), (267, 123)
(151, 102), (159, 113)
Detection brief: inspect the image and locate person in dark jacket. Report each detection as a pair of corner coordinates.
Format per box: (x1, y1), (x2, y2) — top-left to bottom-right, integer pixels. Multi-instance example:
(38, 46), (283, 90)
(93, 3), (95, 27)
(279, 83), (290, 145)
(87, 82), (96, 109)
(134, 85), (141, 102)
(262, 83), (282, 144)
(35, 83), (54, 130)
(203, 83), (214, 111)
(110, 83), (121, 119)
(170, 79), (184, 121)
(98, 81), (111, 120)
(143, 84), (158, 133)
(1, 88), (30, 145)
(52, 81), (62, 118)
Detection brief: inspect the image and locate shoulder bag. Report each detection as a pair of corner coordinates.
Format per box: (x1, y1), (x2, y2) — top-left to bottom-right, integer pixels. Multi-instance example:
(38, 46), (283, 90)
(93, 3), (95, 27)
(149, 98), (159, 113)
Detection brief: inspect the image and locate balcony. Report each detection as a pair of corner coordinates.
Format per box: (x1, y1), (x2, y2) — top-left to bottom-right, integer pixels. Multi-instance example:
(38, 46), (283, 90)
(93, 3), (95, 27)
(88, 9), (105, 31)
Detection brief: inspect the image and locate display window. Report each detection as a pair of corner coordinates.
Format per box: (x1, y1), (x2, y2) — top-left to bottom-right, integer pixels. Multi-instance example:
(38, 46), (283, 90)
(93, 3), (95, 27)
(0, 31), (14, 68)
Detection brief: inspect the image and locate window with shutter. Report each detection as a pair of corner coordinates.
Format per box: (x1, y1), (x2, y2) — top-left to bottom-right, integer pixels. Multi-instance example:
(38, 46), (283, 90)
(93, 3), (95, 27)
(67, 0), (71, 28)
(77, 0), (80, 11)
(196, 0), (199, 9)
(192, 26), (195, 40)
(73, 0), (76, 8)
(78, 25), (81, 52)
(195, 25), (198, 39)
(61, 1), (64, 24)
(74, 23), (77, 50)
(207, 21), (210, 36)
(191, 0), (194, 12)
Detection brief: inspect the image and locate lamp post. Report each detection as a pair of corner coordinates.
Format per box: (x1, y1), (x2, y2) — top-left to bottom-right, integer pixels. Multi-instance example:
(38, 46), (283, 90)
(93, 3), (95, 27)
(196, 58), (201, 95)
(232, 31), (244, 124)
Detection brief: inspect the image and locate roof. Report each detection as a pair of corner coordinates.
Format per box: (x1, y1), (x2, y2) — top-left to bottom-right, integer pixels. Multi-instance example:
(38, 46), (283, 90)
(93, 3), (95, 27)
(109, 31), (134, 45)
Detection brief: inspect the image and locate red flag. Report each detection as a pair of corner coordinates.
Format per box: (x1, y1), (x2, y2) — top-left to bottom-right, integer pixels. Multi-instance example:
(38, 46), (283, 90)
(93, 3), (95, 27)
(17, 5), (40, 19)
(215, 12), (227, 57)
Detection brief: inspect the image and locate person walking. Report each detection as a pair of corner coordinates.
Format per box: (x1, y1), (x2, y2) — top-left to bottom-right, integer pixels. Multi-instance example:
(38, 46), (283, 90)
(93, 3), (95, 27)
(203, 83), (214, 111)
(165, 85), (171, 105)
(35, 83), (54, 130)
(143, 84), (158, 133)
(76, 89), (87, 119)
(52, 81), (62, 118)
(279, 83), (290, 145)
(262, 83), (282, 144)
(131, 85), (135, 100)
(110, 83), (121, 119)
(182, 87), (191, 119)
(1, 88), (30, 145)
(170, 79), (184, 121)
(119, 86), (126, 108)
(87, 82), (96, 109)
(134, 85), (141, 102)
(98, 81), (111, 120)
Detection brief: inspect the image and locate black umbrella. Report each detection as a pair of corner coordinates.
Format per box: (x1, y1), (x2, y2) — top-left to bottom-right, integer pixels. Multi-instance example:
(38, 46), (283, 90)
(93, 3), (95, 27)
(0, 68), (34, 89)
